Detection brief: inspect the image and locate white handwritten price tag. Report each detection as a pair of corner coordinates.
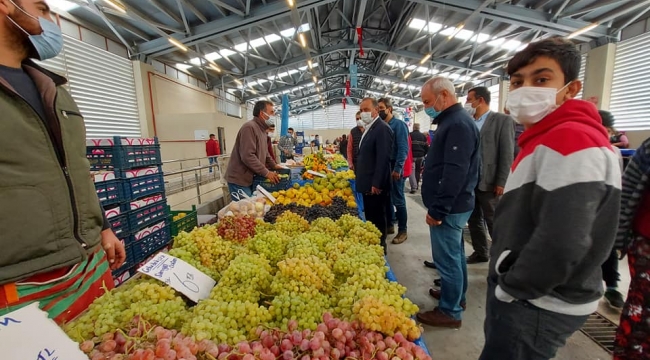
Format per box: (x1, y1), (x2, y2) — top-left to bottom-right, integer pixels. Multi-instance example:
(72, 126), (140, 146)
(138, 253), (216, 302)
(256, 185), (276, 204)
(307, 170), (327, 178)
(0, 303), (87, 360)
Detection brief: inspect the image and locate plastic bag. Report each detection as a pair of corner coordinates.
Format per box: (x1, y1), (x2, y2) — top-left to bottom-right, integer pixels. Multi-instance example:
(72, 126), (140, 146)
(218, 191), (270, 220)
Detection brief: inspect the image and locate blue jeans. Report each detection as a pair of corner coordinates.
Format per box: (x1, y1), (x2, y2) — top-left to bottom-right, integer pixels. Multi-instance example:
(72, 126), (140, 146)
(392, 177), (407, 232)
(227, 183), (253, 199)
(429, 210), (472, 320)
(209, 157), (216, 173)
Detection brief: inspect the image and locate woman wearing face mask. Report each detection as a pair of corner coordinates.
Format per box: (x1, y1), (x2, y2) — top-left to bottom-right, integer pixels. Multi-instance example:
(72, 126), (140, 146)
(479, 38), (622, 360)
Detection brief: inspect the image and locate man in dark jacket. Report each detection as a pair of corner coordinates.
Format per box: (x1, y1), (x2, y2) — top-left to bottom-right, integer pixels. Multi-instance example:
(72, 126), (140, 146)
(347, 111), (364, 170)
(409, 123), (428, 193)
(464, 87), (515, 264)
(416, 77), (480, 328)
(355, 98), (393, 252)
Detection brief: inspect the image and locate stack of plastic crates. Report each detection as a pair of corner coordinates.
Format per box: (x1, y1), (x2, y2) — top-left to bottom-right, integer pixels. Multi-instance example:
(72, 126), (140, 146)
(88, 137), (170, 286)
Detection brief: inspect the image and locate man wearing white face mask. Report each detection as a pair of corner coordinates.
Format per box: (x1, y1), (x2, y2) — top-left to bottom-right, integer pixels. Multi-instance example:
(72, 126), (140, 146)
(226, 100), (282, 197)
(479, 38), (622, 360)
(347, 111), (365, 171)
(464, 87), (515, 264)
(0, 0), (126, 322)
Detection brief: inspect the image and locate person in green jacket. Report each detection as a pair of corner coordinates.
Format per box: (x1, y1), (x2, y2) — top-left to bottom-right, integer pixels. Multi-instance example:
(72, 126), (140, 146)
(0, 0), (125, 323)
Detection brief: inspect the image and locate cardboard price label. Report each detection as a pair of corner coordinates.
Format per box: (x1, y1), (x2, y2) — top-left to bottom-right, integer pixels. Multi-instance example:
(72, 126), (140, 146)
(0, 303), (88, 360)
(138, 253), (216, 302)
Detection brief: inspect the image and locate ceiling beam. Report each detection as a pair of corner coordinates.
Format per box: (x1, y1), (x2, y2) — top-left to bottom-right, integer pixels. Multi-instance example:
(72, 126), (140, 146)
(180, 0), (208, 23)
(407, 0), (610, 41)
(149, 0), (184, 26)
(207, 0), (245, 17)
(136, 0), (336, 56)
(215, 40), (502, 88)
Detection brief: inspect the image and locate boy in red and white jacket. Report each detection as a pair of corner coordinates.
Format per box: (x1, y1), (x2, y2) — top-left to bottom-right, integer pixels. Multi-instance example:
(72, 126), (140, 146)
(479, 38), (622, 360)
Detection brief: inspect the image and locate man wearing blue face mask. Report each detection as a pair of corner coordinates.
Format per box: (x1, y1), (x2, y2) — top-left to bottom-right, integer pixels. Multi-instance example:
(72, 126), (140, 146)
(479, 38), (622, 360)
(0, 0), (125, 322)
(416, 77), (480, 328)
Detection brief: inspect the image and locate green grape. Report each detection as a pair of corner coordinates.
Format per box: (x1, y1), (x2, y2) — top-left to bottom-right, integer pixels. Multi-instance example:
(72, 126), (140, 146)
(333, 243), (385, 278)
(353, 295), (422, 341)
(182, 299), (272, 344)
(286, 235), (328, 261)
(210, 254), (273, 303)
(269, 290), (332, 331)
(170, 225), (235, 278)
(274, 211), (310, 237)
(310, 217), (344, 239)
(249, 230), (290, 265)
(273, 256), (334, 291)
(344, 225), (381, 246)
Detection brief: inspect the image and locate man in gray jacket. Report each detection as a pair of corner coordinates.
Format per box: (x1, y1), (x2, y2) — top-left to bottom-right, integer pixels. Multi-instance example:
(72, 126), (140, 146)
(464, 87), (515, 264)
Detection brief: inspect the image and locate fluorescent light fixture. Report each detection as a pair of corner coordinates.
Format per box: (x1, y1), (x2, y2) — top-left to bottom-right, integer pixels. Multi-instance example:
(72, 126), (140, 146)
(208, 62), (221, 73)
(420, 53), (432, 65)
(287, 0), (294, 6)
(447, 24), (464, 39)
(299, 33), (307, 48)
(308, 60), (313, 69)
(168, 38), (188, 52)
(312, 76), (317, 83)
(479, 69), (494, 78)
(404, 71), (412, 79)
(249, 89), (258, 95)
(49, 0), (83, 12)
(105, 0), (126, 13)
(567, 23), (598, 39)
(234, 79), (243, 86)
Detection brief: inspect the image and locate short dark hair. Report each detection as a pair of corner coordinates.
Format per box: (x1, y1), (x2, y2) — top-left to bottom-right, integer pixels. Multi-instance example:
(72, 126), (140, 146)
(378, 97), (393, 110)
(599, 110), (615, 127)
(315, 135), (319, 138)
(342, 134), (347, 140)
(253, 100), (273, 117)
(288, 127), (294, 132)
(507, 38), (581, 85)
(209, 133), (216, 138)
(468, 86), (491, 105)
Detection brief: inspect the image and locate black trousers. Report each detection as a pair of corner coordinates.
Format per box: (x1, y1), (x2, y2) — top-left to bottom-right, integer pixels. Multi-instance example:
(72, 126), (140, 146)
(468, 190), (499, 258)
(601, 249), (620, 288)
(414, 157), (424, 185)
(363, 191), (388, 253)
(479, 278), (589, 360)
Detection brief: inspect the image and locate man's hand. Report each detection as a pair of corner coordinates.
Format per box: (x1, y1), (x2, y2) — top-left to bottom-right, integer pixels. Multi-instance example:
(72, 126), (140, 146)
(266, 171), (280, 184)
(494, 186), (505, 196)
(426, 214), (442, 227)
(350, 164), (354, 170)
(101, 229), (126, 270)
(371, 186), (382, 195)
(391, 171), (401, 181)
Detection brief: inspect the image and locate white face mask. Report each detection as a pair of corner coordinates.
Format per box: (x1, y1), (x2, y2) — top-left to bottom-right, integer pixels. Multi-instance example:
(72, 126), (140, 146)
(506, 84), (570, 125)
(356, 120), (364, 127)
(360, 112), (374, 124)
(464, 103), (476, 117)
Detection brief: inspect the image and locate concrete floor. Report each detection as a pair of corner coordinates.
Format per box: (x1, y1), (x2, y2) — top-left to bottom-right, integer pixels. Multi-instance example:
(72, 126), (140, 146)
(385, 194), (628, 360)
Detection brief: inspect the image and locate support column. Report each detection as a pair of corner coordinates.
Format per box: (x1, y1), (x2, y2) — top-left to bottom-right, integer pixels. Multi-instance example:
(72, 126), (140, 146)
(498, 79), (509, 113)
(582, 43), (617, 110)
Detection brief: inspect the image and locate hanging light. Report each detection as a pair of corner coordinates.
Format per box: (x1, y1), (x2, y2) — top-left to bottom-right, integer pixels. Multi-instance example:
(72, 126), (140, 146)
(419, 53), (432, 65)
(299, 33), (307, 48)
(168, 37), (188, 52)
(287, 0), (294, 7)
(567, 23), (599, 39)
(105, 0), (126, 13)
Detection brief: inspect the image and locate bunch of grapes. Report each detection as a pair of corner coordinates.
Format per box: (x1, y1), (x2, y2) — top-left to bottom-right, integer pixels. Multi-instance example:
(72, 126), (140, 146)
(274, 211), (310, 237)
(167, 247), (219, 280)
(336, 213), (366, 233)
(65, 280), (190, 341)
(310, 217), (344, 239)
(286, 235), (327, 261)
(249, 230), (290, 265)
(171, 225), (235, 276)
(273, 256), (334, 291)
(344, 225), (381, 246)
(333, 243), (385, 278)
(333, 265), (397, 318)
(264, 205), (309, 223)
(210, 254), (273, 303)
(353, 296), (423, 341)
(356, 289), (419, 317)
(216, 215), (257, 243)
(182, 299), (273, 344)
(255, 219), (274, 235)
(269, 290), (333, 331)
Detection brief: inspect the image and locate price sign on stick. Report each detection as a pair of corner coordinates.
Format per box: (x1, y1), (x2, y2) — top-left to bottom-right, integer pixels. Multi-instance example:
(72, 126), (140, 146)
(0, 303), (88, 360)
(138, 253), (216, 302)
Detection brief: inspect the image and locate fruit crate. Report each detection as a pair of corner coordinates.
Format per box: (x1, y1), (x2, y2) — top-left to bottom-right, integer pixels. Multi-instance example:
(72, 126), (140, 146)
(129, 221), (171, 263)
(87, 137), (161, 171)
(120, 167), (165, 201)
(252, 168), (291, 192)
(93, 171), (124, 207)
(108, 212), (130, 239)
(127, 199), (168, 231)
(169, 205), (198, 237)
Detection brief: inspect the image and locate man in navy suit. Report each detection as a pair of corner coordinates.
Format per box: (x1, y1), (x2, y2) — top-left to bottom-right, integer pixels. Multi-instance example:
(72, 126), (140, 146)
(355, 97), (394, 252)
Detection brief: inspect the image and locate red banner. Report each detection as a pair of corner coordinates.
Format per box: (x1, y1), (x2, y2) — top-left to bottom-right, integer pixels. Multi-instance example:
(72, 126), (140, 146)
(357, 27), (364, 57)
(343, 98), (346, 109)
(345, 80), (351, 96)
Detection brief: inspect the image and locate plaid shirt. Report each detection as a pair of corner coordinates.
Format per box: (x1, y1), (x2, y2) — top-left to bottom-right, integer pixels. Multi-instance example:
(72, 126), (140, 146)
(278, 135), (297, 153)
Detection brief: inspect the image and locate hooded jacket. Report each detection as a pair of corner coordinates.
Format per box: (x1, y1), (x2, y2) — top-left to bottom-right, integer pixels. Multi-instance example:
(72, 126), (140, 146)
(489, 99), (622, 316)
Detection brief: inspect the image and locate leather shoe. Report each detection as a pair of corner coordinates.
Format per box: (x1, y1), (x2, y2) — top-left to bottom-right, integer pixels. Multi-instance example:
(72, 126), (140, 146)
(423, 260), (437, 269)
(416, 308), (461, 328)
(429, 288), (466, 310)
(466, 253), (489, 264)
(392, 232), (408, 244)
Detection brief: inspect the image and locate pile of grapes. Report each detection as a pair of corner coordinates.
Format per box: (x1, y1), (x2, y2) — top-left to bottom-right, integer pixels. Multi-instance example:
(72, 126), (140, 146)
(264, 197), (358, 223)
(66, 213), (428, 358)
(216, 215), (257, 243)
(80, 314), (431, 360)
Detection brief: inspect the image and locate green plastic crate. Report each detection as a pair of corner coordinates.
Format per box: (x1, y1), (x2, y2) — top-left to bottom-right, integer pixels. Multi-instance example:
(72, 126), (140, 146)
(169, 205), (198, 237)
